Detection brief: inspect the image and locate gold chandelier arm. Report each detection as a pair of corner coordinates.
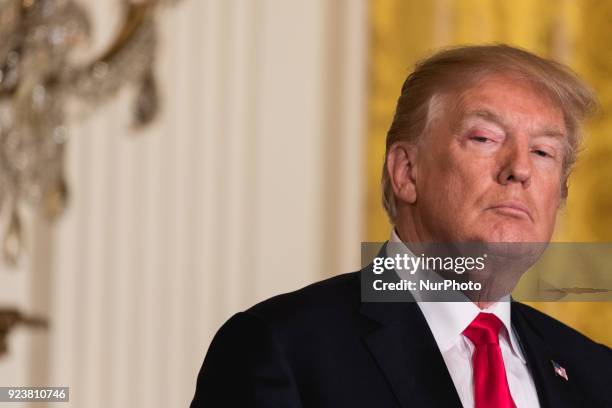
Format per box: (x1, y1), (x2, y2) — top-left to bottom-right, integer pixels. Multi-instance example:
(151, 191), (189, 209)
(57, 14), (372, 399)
(95, 2), (154, 66)
(0, 307), (47, 357)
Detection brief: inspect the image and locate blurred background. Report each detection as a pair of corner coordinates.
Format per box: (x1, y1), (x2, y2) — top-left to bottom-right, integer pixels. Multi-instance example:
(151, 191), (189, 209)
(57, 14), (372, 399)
(0, 0), (609, 407)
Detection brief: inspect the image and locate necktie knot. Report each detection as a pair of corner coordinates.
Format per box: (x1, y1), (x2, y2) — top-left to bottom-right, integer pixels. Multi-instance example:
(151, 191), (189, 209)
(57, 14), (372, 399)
(463, 312), (503, 345)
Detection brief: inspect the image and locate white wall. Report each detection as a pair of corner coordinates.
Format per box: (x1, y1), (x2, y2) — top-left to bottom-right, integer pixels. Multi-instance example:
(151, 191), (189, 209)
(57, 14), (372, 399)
(0, 0), (367, 407)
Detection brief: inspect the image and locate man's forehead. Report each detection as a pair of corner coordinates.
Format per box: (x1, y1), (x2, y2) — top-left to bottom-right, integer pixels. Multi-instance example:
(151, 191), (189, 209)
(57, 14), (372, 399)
(447, 78), (567, 135)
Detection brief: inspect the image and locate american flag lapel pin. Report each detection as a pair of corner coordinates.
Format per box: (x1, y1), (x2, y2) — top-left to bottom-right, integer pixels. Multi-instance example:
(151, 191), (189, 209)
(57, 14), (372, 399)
(551, 360), (568, 381)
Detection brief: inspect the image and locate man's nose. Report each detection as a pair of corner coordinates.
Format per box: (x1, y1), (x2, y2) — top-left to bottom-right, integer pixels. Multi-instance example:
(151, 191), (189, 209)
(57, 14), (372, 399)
(497, 139), (532, 188)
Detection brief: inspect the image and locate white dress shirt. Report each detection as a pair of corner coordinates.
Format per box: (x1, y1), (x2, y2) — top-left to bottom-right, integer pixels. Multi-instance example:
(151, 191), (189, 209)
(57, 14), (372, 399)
(389, 229), (540, 408)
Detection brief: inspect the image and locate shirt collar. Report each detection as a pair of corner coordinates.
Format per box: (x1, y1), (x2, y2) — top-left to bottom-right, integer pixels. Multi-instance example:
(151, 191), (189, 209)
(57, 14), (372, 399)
(389, 228), (526, 362)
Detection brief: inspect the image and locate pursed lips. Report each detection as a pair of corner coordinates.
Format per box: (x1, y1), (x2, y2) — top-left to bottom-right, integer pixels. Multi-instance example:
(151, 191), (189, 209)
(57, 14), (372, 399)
(488, 201), (533, 222)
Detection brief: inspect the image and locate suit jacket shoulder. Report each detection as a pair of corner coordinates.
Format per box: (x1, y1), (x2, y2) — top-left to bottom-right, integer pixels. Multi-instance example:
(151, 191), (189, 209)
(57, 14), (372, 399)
(190, 271), (393, 408)
(246, 271), (362, 329)
(513, 301), (611, 356)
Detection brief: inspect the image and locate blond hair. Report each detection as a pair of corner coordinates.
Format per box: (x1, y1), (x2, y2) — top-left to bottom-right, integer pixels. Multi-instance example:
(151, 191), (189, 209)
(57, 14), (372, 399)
(382, 44), (598, 222)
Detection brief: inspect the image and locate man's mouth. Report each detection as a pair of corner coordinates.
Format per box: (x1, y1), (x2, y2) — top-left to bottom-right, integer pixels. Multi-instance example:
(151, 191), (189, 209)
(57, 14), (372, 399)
(488, 201), (532, 221)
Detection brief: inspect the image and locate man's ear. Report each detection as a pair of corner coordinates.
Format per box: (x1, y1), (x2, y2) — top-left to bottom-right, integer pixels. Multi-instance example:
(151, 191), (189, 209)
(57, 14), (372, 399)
(386, 142), (418, 205)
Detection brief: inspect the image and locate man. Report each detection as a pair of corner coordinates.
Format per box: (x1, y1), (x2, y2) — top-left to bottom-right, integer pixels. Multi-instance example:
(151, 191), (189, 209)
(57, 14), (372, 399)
(190, 45), (611, 407)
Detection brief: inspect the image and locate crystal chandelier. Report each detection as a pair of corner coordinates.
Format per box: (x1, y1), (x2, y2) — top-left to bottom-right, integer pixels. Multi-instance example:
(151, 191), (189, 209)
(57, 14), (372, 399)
(0, 0), (180, 266)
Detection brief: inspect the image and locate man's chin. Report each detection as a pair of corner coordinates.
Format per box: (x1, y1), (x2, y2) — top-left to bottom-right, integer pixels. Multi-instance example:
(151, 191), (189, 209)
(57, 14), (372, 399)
(466, 226), (542, 243)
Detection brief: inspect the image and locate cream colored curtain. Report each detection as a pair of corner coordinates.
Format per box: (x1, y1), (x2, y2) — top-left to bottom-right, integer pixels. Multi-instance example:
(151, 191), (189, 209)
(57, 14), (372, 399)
(367, 0), (612, 345)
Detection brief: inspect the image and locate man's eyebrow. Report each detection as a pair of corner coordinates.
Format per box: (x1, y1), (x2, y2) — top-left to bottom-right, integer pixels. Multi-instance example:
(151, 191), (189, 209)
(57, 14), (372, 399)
(458, 109), (567, 139)
(458, 109), (507, 129)
(537, 128), (566, 139)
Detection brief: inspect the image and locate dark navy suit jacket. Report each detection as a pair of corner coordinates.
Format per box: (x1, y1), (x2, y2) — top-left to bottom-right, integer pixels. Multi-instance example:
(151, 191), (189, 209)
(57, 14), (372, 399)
(190, 265), (612, 407)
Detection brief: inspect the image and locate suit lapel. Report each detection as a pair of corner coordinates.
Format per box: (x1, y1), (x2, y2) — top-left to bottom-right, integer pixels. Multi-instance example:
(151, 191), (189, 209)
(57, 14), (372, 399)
(511, 302), (584, 408)
(360, 300), (463, 408)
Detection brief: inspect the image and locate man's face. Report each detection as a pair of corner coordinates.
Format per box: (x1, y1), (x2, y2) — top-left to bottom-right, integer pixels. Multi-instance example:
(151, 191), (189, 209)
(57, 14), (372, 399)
(411, 75), (566, 243)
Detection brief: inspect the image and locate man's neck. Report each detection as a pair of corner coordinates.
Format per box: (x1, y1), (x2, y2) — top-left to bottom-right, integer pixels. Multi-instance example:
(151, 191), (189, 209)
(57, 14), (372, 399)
(391, 227), (504, 309)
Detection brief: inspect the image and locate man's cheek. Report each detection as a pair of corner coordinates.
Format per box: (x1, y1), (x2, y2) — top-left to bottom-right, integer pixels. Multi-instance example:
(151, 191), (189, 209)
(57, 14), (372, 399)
(541, 183), (562, 215)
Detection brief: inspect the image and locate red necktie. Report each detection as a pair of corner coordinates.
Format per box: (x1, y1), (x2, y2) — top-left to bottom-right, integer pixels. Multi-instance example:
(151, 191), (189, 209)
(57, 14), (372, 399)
(463, 313), (516, 408)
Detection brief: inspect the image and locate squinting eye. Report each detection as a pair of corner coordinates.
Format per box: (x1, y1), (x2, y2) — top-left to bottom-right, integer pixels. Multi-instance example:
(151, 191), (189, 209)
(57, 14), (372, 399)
(533, 149), (551, 158)
(471, 136), (490, 143)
